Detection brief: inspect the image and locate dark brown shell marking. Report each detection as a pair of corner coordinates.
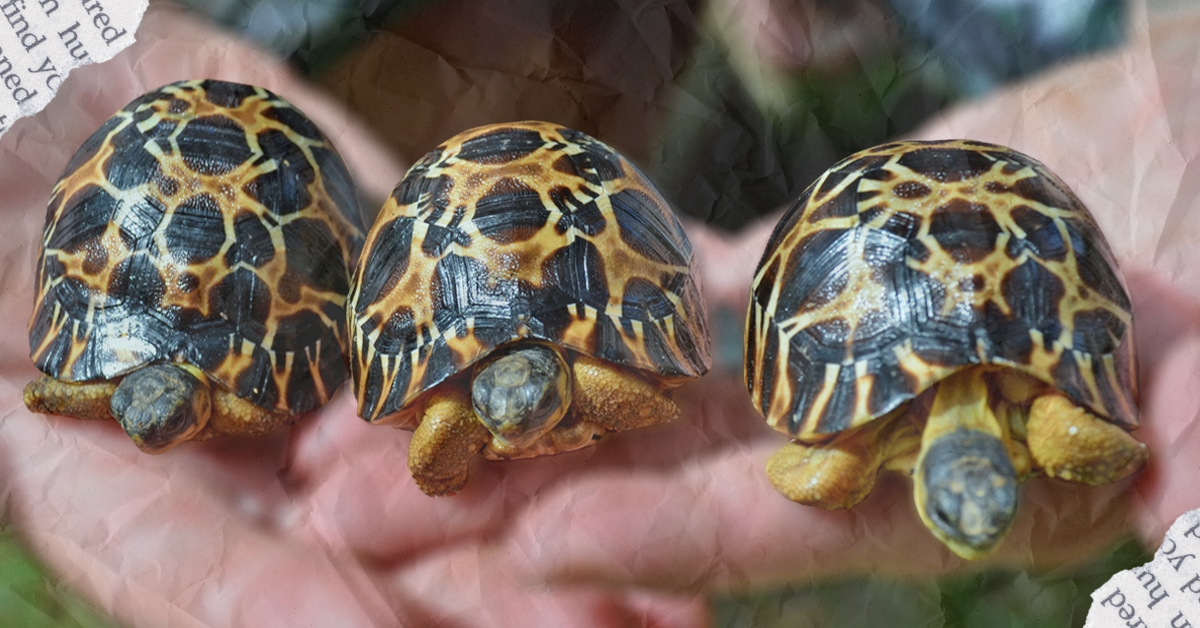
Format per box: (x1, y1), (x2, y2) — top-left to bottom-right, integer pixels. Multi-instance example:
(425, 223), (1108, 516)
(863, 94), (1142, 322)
(349, 121), (710, 422)
(745, 140), (1136, 440)
(29, 79), (365, 415)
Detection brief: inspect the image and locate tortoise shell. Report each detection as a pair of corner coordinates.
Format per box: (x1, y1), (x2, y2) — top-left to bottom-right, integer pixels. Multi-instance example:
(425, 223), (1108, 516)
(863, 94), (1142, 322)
(349, 121), (710, 423)
(745, 139), (1137, 441)
(29, 79), (365, 415)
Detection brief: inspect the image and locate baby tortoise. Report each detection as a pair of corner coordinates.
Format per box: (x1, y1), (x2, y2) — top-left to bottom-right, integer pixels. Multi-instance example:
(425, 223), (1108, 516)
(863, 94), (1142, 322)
(26, 79), (364, 452)
(745, 140), (1145, 559)
(349, 121), (710, 495)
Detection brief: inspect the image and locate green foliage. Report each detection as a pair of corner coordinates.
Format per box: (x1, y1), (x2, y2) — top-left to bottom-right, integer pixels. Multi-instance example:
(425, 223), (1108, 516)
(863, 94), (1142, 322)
(0, 529), (124, 628)
(715, 538), (1152, 628)
(0, 521), (1152, 627)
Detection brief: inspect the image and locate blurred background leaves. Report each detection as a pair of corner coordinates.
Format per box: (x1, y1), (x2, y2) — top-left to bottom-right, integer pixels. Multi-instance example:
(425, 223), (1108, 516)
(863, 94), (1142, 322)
(0, 530), (123, 628)
(178, 0), (1122, 230)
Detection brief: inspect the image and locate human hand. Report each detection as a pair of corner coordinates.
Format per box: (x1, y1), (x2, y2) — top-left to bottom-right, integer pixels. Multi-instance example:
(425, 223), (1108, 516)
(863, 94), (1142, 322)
(5, 3), (1200, 628)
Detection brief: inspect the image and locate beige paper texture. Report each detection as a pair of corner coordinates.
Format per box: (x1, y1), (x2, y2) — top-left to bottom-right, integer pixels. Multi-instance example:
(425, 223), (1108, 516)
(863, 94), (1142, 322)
(1087, 508), (1200, 628)
(0, 0), (147, 137)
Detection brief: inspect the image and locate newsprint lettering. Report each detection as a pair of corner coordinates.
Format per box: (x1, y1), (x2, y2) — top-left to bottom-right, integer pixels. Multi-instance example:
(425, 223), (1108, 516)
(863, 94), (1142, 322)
(0, 0), (144, 135)
(1086, 510), (1200, 628)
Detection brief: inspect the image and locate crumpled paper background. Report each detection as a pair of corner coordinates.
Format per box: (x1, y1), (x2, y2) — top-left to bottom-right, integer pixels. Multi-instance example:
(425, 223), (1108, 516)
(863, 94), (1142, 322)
(0, 0), (148, 139)
(1, 0), (1198, 626)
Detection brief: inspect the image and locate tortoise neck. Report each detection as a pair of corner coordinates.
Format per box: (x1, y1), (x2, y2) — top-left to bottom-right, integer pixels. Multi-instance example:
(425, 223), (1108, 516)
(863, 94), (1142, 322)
(922, 368), (999, 446)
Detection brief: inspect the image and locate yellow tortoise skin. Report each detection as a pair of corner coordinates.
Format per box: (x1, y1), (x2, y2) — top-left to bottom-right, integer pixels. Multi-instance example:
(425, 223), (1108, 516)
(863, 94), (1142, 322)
(350, 121), (710, 427)
(746, 139), (1137, 439)
(28, 79), (365, 435)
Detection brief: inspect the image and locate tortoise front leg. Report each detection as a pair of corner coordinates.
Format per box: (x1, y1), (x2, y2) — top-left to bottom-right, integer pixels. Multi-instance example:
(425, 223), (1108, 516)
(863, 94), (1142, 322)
(24, 375), (117, 421)
(408, 383), (491, 496)
(569, 354), (679, 431)
(195, 388), (293, 441)
(1026, 393), (1147, 485)
(767, 410), (912, 509)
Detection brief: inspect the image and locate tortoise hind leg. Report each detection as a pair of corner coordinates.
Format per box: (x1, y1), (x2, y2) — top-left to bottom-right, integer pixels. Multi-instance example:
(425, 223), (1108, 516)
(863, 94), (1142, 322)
(569, 354), (680, 432)
(408, 383), (491, 496)
(24, 375), (117, 421)
(1026, 393), (1147, 484)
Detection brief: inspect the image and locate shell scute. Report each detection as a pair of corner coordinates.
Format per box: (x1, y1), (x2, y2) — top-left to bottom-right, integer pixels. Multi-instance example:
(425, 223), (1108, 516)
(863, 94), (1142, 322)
(225, 211), (275, 267)
(47, 185), (114, 252)
(1006, 205), (1067, 261)
(200, 79), (256, 108)
(102, 123), (164, 190)
(261, 102), (321, 140)
(551, 190), (606, 235)
(281, 217), (352, 295)
(928, 198), (1002, 263)
(165, 194), (225, 265)
(176, 114), (253, 176)
(474, 177), (550, 243)
(611, 188), (690, 267)
(894, 145), (996, 182)
(456, 127), (545, 164)
(244, 129), (316, 216)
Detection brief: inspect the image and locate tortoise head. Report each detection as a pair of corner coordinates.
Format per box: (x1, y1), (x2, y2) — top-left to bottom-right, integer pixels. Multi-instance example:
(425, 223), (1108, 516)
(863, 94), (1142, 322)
(916, 429), (1019, 559)
(912, 368), (1020, 560)
(110, 363), (211, 453)
(470, 342), (572, 450)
